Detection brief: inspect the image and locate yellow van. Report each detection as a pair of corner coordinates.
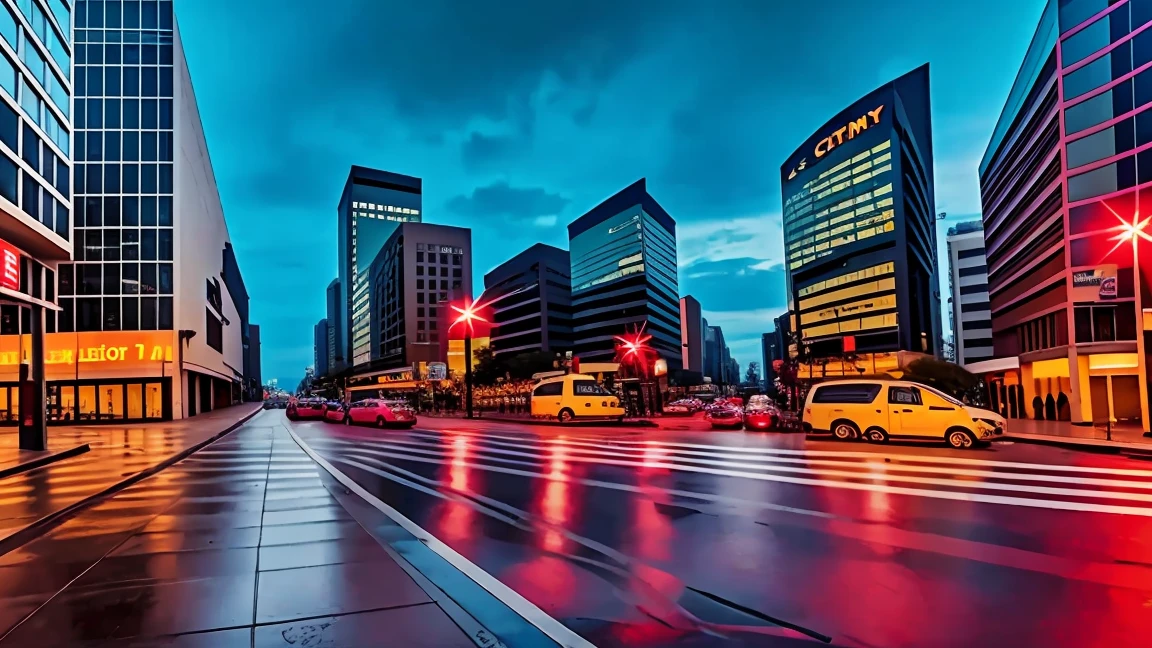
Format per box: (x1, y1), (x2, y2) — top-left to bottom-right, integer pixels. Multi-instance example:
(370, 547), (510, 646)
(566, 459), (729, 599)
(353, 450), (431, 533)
(530, 373), (625, 423)
(801, 379), (998, 449)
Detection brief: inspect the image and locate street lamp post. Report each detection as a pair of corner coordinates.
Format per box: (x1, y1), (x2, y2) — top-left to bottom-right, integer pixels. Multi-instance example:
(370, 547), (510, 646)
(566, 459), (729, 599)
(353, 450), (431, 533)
(1104, 209), (1152, 436)
(450, 299), (489, 420)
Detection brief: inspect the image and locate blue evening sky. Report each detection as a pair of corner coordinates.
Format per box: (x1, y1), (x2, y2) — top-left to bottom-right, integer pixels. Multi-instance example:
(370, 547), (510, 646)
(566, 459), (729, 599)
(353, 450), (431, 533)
(175, 0), (1045, 386)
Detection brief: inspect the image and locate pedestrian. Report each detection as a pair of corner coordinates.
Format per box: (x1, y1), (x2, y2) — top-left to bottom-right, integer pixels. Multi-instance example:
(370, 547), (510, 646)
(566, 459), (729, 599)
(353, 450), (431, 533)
(1032, 395), (1044, 420)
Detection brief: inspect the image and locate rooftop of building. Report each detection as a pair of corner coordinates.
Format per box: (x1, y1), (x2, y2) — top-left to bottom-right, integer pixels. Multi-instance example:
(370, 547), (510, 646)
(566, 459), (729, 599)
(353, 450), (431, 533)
(483, 243), (571, 290)
(567, 178), (675, 240)
(341, 166), (422, 204)
(947, 220), (984, 237)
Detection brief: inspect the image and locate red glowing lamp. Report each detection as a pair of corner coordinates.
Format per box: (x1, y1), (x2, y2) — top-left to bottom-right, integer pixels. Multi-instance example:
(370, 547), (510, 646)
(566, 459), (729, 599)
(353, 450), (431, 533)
(450, 298), (489, 336)
(614, 322), (658, 378)
(1101, 204), (1152, 260)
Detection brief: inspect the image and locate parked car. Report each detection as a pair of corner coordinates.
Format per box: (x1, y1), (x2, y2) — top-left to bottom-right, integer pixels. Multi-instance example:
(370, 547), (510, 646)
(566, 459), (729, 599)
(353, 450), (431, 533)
(744, 403), (781, 431)
(345, 399), (418, 428)
(286, 397), (327, 421)
(323, 401), (347, 423)
(530, 373), (624, 423)
(663, 398), (700, 415)
(706, 405), (744, 429)
(802, 379), (998, 449)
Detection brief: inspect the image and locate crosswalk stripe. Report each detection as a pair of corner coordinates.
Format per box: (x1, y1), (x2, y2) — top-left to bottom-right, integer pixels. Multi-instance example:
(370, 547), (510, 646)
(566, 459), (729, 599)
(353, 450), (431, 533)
(303, 434), (1152, 515)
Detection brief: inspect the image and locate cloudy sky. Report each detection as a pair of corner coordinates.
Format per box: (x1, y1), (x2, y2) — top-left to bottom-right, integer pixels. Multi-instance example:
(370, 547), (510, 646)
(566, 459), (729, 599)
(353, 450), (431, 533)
(175, 0), (1046, 385)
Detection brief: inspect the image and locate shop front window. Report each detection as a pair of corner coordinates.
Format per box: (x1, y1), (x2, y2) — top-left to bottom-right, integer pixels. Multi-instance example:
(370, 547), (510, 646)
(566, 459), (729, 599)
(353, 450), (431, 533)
(128, 383), (143, 419)
(145, 382), (162, 419)
(78, 385), (96, 420)
(101, 384), (125, 420)
(58, 385), (75, 421)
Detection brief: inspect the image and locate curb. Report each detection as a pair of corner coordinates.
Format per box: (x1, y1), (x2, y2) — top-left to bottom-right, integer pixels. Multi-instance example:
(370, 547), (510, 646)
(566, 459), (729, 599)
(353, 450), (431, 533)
(1001, 434), (1152, 457)
(0, 443), (90, 480)
(0, 406), (263, 558)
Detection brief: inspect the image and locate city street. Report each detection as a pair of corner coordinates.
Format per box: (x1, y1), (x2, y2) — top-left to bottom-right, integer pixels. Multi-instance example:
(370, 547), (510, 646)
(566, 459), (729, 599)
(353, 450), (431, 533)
(292, 414), (1152, 648)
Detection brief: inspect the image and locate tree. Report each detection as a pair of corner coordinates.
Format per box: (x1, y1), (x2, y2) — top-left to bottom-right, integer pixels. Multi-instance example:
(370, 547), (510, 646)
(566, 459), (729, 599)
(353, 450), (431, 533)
(506, 350), (560, 380)
(904, 357), (981, 401)
(470, 345), (506, 386)
(744, 362), (761, 386)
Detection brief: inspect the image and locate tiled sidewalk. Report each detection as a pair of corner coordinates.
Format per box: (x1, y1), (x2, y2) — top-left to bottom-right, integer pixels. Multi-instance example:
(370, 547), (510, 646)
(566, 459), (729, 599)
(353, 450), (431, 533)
(0, 416), (474, 647)
(0, 403), (262, 548)
(1003, 418), (1152, 452)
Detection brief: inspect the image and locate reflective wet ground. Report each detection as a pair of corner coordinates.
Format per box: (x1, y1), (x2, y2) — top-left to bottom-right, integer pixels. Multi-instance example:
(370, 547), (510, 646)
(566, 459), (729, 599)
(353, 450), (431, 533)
(295, 415), (1152, 648)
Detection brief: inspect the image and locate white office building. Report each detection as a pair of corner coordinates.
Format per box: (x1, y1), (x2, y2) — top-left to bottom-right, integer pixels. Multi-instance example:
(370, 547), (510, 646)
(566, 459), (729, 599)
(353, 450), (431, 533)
(947, 221), (993, 366)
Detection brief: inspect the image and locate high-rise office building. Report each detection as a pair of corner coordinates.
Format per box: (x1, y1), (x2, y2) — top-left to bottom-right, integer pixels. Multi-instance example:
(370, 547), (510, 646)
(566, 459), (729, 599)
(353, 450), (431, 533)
(946, 221), (992, 366)
(43, 0), (252, 422)
(679, 295), (702, 372)
(978, 0), (1152, 428)
(337, 167), (421, 368)
(780, 64), (939, 377)
(483, 243), (572, 357)
(703, 323), (728, 384)
(568, 179), (681, 367)
(313, 317), (328, 378)
(367, 222), (470, 374)
(325, 277), (341, 373)
(0, 0), (73, 433)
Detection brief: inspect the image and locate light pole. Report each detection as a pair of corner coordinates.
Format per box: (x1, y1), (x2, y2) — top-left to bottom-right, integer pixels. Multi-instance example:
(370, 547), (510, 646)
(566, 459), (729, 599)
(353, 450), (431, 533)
(450, 299), (488, 419)
(1104, 210), (1152, 436)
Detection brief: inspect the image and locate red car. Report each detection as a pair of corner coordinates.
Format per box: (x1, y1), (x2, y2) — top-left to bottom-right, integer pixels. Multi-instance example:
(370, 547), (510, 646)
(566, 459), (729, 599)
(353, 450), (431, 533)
(345, 399), (418, 428)
(286, 397), (327, 420)
(744, 395), (782, 431)
(706, 406), (744, 429)
(323, 401), (347, 423)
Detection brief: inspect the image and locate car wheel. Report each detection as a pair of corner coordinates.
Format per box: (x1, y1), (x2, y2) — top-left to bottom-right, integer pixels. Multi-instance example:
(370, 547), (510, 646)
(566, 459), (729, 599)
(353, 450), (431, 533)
(947, 428), (976, 449)
(832, 420), (859, 441)
(558, 408), (575, 423)
(376, 416), (386, 428)
(865, 427), (889, 443)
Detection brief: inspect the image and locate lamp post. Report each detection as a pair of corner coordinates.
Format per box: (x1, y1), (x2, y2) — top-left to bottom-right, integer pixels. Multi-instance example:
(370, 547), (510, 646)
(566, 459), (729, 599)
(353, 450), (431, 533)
(450, 299), (488, 419)
(1104, 210), (1152, 436)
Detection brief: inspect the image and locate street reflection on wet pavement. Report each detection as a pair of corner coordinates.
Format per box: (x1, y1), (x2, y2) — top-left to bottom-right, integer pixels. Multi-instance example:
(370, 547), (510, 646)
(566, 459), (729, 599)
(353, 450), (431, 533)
(296, 415), (1152, 648)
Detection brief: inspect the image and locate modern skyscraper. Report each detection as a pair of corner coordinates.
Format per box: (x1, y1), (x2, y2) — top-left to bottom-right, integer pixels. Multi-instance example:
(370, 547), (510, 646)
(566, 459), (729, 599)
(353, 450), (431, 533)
(47, 0), (252, 421)
(679, 295), (702, 372)
(568, 179), (681, 367)
(313, 317), (328, 378)
(483, 243), (572, 357)
(703, 323), (727, 384)
(366, 222), (470, 374)
(325, 277), (341, 373)
(946, 221), (992, 365)
(0, 0), (73, 436)
(780, 64), (939, 377)
(978, 0), (1152, 428)
(337, 167), (421, 368)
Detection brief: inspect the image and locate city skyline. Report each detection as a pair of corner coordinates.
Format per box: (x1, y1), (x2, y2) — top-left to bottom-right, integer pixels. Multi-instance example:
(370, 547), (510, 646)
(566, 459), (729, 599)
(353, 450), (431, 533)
(174, 0), (1047, 384)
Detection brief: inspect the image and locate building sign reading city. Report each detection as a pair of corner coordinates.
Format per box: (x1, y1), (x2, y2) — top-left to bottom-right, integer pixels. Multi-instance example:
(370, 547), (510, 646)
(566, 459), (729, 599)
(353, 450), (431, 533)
(1072, 265), (1118, 302)
(815, 105), (884, 159)
(786, 105), (886, 181)
(0, 239), (19, 292)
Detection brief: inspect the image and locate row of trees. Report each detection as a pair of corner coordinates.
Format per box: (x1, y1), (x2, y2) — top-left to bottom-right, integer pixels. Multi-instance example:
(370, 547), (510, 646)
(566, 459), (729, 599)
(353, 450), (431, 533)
(471, 347), (565, 386)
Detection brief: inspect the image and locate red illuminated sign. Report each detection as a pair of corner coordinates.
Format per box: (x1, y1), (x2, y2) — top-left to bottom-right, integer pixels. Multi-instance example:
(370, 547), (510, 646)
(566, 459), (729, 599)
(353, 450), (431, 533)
(0, 240), (19, 292)
(842, 336), (856, 354)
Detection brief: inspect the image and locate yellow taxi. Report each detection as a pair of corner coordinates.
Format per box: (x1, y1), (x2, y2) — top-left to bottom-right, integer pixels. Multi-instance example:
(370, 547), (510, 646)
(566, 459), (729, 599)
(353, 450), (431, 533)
(801, 379), (998, 449)
(530, 373), (625, 423)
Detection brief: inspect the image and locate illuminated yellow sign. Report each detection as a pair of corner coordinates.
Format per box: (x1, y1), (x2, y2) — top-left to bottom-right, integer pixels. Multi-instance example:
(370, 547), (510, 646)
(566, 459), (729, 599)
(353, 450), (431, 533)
(814, 105), (884, 159)
(0, 331), (174, 380)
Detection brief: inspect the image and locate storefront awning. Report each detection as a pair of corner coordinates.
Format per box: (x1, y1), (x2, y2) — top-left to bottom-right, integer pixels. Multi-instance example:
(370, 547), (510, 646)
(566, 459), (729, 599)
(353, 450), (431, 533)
(964, 357), (1020, 374)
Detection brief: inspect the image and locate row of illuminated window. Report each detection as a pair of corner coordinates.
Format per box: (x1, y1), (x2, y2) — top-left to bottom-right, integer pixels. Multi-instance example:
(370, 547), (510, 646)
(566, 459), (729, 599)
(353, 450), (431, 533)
(78, 129), (172, 162)
(801, 312), (898, 339)
(785, 140), (893, 208)
(76, 64), (173, 99)
(787, 200), (894, 253)
(786, 184), (895, 240)
(800, 293), (897, 326)
(73, 195), (171, 227)
(573, 262), (645, 293)
(1063, 27), (1152, 102)
(805, 151), (893, 198)
(75, 162), (172, 195)
(785, 167), (893, 233)
(799, 276), (897, 313)
(788, 160), (892, 223)
(415, 251), (463, 265)
(75, 0), (173, 31)
(1067, 104), (1152, 171)
(788, 220), (897, 271)
(787, 213), (895, 262)
(56, 295), (174, 333)
(353, 211), (409, 223)
(417, 243), (463, 254)
(352, 200), (420, 216)
(799, 262), (895, 298)
(570, 245), (644, 287)
(60, 260), (172, 296)
(71, 227), (173, 263)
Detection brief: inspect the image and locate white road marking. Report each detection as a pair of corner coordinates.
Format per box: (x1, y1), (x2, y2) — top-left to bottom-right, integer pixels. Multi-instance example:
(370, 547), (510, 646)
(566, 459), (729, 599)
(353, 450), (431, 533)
(287, 428), (597, 648)
(307, 434), (1152, 516)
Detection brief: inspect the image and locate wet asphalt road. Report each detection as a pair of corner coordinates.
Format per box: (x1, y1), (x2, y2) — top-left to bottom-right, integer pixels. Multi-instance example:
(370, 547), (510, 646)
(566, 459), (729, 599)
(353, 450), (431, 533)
(291, 414), (1152, 648)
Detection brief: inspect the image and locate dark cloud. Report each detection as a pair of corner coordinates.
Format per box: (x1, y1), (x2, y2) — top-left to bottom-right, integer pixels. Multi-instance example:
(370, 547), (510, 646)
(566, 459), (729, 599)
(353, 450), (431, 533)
(447, 182), (570, 223)
(681, 257), (788, 313)
(461, 132), (522, 171)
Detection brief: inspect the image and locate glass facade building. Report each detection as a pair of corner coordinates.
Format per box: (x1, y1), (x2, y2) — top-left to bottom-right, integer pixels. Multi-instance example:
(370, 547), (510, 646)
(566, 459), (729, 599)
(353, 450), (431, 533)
(780, 64), (939, 368)
(567, 179), (681, 367)
(979, 0), (1152, 429)
(336, 166), (420, 368)
(483, 243), (572, 357)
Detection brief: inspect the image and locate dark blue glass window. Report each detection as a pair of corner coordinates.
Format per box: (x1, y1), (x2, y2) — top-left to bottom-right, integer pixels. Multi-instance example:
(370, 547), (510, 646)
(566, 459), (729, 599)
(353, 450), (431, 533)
(158, 132), (172, 161)
(141, 163), (156, 193)
(141, 67), (157, 96)
(141, 196), (156, 225)
(141, 131), (156, 161)
(85, 131), (102, 161)
(123, 98), (139, 128)
(123, 66), (139, 96)
(124, 0), (140, 28)
(105, 132), (120, 161)
(123, 163), (138, 193)
(0, 156), (16, 206)
(86, 98), (102, 128)
(1061, 15), (1108, 66)
(159, 99), (171, 129)
(1137, 68), (1152, 107)
(105, 98), (121, 128)
(123, 131), (138, 160)
(106, 1), (121, 28)
(103, 196), (120, 226)
(21, 124), (39, 171)
(105, 43), (120, 65)
(142, 1), (157, 29)
(104, 67), (121, 95)
(85, 164), (101, 193)
(1064, 55), (1111, 99)
(159, 67), (172, 97)
(0, 101), (16, 152)
(142, 99), (157, 128)
(158, 196), (171, 225)
(123, 196), (139, 225)
(1135, 27), (1152, 70)
(158, 164), (171, 193)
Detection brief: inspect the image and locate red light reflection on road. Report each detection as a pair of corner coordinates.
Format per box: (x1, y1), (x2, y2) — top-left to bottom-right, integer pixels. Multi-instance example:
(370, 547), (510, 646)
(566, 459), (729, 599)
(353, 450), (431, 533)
(641, 440), (670, 473)
(436, 433), (477, 544)
(540, 438), (570, 552)
(450, 436), (469, 491)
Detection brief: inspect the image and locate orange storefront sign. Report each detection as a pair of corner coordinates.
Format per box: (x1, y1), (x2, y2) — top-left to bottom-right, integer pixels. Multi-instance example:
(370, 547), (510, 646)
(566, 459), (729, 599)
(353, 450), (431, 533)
(0, 331), (174, 381)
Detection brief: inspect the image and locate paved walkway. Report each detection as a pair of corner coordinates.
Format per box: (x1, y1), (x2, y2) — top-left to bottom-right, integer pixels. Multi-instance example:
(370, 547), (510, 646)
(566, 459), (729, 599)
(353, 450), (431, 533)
(0, 415), (475, 647)
(1004, 418), (1152, 450)
(0, 403), (261, 548)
